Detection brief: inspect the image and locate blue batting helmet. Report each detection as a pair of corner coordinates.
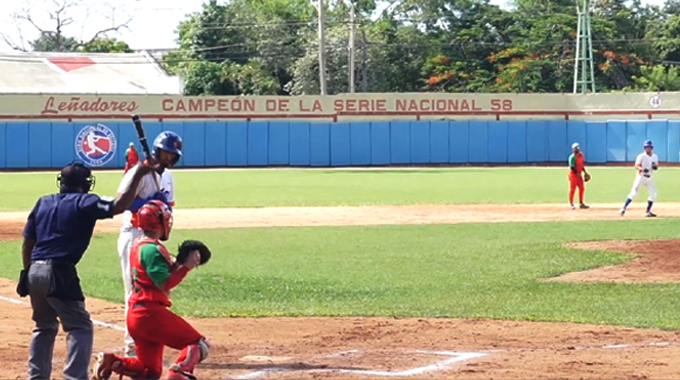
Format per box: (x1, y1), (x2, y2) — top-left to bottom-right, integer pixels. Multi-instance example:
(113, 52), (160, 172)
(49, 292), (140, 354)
(644, 140), (654, 148)
(153, 131), (182, 166)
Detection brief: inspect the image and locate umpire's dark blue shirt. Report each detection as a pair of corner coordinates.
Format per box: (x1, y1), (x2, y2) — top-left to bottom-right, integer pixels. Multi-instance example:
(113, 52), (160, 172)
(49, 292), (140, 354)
(23, 188), (115, 264)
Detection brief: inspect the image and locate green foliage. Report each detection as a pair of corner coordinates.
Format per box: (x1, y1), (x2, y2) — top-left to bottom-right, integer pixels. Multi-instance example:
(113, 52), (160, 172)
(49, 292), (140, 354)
(30, 34), (132, 53)
(626, 64), (680, 91)
(30, 34), (79, 52)
(77, 38), (133, 53)
(162, 0), (677, 94)
(180, 59), (279, 96)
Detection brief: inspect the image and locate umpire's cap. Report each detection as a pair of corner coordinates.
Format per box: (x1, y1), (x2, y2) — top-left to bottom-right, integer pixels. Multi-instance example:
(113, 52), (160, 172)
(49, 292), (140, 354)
(57, 160), (96, 192)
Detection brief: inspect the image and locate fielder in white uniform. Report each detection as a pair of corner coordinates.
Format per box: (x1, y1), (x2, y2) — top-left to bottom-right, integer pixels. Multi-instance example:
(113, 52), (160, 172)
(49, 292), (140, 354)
(620, 140), (659, 217)
(116, 131), (182, 357)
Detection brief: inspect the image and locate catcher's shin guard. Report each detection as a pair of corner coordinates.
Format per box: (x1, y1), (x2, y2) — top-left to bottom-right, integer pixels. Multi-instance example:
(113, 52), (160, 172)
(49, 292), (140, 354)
(169, 337), (210, 377)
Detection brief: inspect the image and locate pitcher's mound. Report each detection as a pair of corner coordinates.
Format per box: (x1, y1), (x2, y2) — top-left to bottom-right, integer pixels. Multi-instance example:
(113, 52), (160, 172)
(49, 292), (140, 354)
(546, 239), (680, 283)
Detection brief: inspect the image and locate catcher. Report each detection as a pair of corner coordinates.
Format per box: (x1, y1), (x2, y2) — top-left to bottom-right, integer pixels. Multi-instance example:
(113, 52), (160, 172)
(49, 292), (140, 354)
(92, 200), (212, 380)
(568, 142), (590, 210)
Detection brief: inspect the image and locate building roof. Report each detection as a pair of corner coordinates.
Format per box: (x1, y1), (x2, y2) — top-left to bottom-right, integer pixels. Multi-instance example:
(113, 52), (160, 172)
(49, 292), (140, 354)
(0, 51), (183, 94)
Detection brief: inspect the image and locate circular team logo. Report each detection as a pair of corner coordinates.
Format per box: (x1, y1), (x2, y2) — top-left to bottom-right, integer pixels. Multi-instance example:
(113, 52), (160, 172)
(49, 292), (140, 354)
(649, 95), (662, 109)
(75, 123), (117, 167)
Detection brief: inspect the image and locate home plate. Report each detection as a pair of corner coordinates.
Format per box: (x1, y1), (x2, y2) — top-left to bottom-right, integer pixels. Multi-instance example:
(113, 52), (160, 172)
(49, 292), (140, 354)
(240, 355), (294, 363)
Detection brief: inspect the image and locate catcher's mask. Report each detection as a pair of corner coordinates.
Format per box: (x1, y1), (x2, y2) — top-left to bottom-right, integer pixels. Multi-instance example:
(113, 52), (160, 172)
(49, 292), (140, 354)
(137, 200), (174, 241)
(57, 160), (95, 193)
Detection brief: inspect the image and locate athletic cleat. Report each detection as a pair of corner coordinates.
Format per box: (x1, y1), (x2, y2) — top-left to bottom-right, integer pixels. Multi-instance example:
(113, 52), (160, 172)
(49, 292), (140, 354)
(570, 204), (576, 210)
(579, 203), (590, 209)
(646, 212), (657, 217)
(124, 344), (136, 358)
(92, 352), (122, 380)
(619, 208), (626, 216)
(166, 369), (197, 380)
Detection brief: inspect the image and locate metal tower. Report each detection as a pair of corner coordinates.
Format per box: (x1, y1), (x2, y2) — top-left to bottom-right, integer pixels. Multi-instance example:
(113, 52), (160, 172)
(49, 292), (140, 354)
(573, 0), (596, 93)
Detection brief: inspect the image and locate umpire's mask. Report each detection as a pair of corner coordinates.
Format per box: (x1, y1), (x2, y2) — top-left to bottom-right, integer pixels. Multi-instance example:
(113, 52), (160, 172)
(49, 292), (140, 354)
(57, 160), (96, 193)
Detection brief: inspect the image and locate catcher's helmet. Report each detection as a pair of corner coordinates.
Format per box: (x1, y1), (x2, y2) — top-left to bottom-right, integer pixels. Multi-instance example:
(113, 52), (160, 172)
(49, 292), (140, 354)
(57, 160), (95, 192)
(152, 131), (182, 166)
(644, 140), (654, 148)
(137, 200), (173, 241)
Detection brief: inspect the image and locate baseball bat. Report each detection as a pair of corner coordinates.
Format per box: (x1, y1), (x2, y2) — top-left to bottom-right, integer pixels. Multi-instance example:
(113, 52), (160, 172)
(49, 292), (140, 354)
(131, 114), (161, 191)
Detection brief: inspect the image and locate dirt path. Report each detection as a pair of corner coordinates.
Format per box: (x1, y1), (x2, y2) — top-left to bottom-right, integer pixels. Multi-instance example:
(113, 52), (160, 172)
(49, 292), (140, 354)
(2, 202), (679, 235)
(1, 203), (680, 379)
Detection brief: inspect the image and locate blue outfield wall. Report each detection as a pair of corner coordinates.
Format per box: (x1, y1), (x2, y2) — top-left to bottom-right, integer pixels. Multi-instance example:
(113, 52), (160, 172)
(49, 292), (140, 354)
(0, 119), (679, 168)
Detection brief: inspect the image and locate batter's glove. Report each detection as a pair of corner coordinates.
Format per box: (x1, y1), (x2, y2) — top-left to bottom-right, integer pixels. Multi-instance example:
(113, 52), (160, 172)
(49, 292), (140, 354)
(652, 163), (658, 171)
(176, 240), (211, 266)
(584, 173), (591, 182)
(643, 168), (650, 174)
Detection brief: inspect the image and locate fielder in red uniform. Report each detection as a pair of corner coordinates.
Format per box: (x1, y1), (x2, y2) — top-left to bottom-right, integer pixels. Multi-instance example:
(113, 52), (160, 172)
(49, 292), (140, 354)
(568, 142), (590, 210)
(124, 143), (139, 173)
(92, 200), (209, 380)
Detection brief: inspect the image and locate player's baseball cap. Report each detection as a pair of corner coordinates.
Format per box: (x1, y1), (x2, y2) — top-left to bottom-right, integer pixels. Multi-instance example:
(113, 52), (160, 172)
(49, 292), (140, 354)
(572, 142), (580, 149)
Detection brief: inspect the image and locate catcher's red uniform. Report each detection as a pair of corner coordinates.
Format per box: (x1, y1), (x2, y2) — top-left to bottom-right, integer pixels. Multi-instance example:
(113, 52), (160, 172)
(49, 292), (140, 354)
(109, 236), (207, 379)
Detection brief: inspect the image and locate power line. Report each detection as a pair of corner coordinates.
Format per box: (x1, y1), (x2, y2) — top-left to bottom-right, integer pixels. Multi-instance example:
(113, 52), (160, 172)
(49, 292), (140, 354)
(0, 37), (665, 66)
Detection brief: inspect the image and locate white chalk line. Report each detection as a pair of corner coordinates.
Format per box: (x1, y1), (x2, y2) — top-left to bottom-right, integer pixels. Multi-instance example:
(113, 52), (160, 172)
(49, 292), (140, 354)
(236, 350), (487, 379)
(480, 340), (680, 354)
(233, 340), (680, 379)
(0, 294), (125, 331)
(2, 294), (679, 377)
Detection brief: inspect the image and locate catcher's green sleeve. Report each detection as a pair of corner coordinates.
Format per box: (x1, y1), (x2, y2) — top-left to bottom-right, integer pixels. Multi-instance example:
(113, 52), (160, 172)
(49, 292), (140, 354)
(140, 244), (171, 286)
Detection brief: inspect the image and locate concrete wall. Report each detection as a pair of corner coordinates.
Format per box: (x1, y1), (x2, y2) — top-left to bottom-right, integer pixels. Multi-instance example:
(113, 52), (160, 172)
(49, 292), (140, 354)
(0, 119), (677, 169)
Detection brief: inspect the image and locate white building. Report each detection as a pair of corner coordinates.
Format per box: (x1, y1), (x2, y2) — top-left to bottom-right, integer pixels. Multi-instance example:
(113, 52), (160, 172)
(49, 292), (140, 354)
(0, 50), (183, 94)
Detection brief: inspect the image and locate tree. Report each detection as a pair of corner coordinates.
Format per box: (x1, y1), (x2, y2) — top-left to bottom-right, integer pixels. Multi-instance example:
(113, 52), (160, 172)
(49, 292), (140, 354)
(162, 0), (673, 95)
(625, 64), (680, 91)
(78, 37), (133, 53)
(1, 0), (133, 52)
(181, 60), (279, 96)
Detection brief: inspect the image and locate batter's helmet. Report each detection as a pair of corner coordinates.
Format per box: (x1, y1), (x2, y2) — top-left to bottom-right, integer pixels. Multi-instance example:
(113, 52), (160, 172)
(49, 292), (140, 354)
(137, 200), (173, 241)
(57, 160), (95, 192)
(152, 131), (182, 166)
(644, 140), (654, 148)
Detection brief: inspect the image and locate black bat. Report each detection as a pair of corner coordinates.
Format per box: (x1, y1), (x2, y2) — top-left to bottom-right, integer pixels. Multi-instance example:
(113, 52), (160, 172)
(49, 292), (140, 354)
(132, 114), (152, 159)
(131, 114), (161, 190)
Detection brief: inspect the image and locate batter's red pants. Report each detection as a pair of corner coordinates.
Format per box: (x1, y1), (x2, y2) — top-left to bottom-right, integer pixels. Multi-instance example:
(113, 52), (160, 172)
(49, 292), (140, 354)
(569, 173), (585, 204)
(116, 303), (204, 379)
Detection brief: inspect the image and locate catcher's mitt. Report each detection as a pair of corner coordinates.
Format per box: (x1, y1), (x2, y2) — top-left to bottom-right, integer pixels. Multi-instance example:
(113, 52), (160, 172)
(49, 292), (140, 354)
(584, 173), (591, 182)
(176, 240), (211, 266)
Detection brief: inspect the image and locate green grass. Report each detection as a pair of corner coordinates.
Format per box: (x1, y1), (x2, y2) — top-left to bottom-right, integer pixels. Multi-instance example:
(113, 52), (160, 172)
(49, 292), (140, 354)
(3, 219), (680, 329)
(0, 167), (678, 211)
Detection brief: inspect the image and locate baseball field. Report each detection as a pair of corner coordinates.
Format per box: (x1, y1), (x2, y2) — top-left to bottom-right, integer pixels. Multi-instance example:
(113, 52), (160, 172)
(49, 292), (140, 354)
(1, 166), (680, 379)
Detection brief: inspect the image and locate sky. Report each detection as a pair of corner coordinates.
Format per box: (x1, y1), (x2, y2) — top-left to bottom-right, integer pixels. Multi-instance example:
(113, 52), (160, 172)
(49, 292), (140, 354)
(0, 0), (668, 53)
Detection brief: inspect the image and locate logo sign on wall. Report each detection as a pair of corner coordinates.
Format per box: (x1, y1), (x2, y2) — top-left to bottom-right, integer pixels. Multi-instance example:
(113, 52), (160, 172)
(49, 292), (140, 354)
(75, 123), (117, 167)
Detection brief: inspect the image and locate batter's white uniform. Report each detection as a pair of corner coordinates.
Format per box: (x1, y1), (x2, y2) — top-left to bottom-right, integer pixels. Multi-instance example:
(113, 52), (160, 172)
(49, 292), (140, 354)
(116, 165), (175, 355)
(627, 152), (659, 201)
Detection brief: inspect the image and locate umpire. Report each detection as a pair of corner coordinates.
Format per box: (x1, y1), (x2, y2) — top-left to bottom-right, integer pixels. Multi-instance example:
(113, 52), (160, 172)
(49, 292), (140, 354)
(17, 159), (157, 380)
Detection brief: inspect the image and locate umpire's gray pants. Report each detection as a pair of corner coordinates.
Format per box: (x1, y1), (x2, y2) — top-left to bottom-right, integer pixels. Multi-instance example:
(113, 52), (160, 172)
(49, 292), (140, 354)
(28, 260), (94, 380)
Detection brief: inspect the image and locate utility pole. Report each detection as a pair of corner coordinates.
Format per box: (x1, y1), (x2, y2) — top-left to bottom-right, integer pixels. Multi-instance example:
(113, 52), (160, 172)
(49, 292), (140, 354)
(313, 0), (328, 95)
(361, 29), (368, 92)
(573, 0), (596, 93)
(348, 0), (357, 93)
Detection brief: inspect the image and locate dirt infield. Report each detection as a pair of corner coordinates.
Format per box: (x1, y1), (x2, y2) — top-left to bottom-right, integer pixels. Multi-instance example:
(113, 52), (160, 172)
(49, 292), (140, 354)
(1, 203), (679, 379)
